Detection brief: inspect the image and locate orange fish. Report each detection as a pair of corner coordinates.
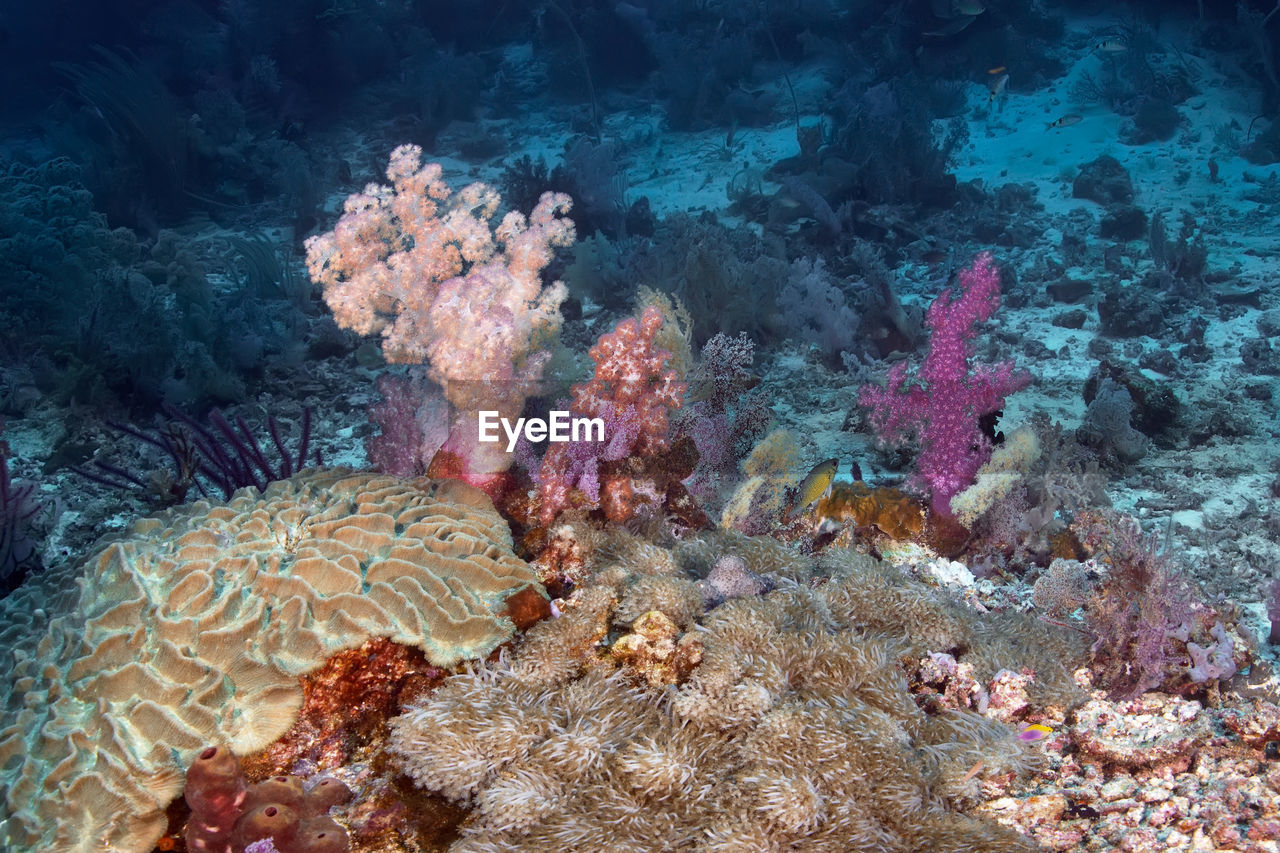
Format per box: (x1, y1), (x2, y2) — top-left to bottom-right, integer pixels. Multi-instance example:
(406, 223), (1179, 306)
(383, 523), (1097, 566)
(784, 458), (838, 519)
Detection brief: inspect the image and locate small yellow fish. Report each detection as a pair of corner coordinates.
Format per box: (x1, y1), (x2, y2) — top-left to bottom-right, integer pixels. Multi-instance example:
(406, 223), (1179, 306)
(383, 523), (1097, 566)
(784, 458), (838, 519)
(1018, 723), (1053, 742)
(1046, 113), (1082, 130)
(987, 66), (1006, 75)
(1095, 39), (1127, 53)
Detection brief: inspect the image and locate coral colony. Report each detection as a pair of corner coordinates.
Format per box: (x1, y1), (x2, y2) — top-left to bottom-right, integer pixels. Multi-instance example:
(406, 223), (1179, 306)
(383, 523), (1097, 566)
(4, 4), (1280, 853)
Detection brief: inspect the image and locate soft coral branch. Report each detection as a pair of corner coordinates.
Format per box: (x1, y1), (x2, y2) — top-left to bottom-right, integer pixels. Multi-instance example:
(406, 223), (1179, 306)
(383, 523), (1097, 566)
(305, 145), (575, 488)
(536, 306), (687, 524)
(860, 252), (1030, 516)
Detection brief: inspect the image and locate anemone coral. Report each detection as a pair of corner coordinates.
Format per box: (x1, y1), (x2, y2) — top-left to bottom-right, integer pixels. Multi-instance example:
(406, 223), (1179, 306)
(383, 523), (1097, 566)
(389, 544), (1083, 851)
(615, 575), (705, 629)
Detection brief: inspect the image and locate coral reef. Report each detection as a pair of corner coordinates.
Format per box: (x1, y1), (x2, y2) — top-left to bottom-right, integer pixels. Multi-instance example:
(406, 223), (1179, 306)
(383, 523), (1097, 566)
(0, 469), (540, 852)
(389, 540), (1085, 851)
(240, 638), (447, 779)
(985, 694), (1280, 850)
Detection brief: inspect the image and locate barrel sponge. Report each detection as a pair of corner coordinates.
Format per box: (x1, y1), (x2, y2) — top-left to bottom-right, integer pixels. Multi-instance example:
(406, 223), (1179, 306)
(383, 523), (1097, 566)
(183, 745), (354, 853)
(0, 468), (541, 853)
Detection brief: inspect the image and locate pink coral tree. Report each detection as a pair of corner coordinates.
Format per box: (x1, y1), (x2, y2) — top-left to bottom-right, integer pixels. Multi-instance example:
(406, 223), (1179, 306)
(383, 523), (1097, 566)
(860, 252), (1030, 516)
(305, 144), (575, 489)
(536, 306), (686, 524)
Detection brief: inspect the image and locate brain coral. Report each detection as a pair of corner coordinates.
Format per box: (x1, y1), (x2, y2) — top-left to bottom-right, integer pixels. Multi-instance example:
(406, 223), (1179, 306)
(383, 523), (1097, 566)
(0, 469), (541, 853)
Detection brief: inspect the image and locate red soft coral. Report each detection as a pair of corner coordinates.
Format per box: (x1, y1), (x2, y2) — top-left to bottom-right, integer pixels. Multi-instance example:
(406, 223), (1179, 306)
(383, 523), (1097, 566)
(573, 306), (685, 454)
(536, 306), (688, 524)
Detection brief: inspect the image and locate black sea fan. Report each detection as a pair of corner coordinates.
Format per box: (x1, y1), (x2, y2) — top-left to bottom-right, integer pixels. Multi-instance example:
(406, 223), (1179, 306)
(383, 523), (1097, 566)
(75, 406), (319, 504)
(0, 451), (47, 596)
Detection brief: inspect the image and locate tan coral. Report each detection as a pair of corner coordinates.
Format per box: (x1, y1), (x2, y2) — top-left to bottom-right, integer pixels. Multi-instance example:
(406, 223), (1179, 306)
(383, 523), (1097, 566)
(390, 560), (1052, 852)
(0, 469), (541, 853)
(615, 575), (704, 629)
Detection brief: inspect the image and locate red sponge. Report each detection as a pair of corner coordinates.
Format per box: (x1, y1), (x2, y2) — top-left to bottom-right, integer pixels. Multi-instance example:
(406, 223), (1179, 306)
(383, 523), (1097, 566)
(184, 746), (247, 853)
(183, 746), (352, 853)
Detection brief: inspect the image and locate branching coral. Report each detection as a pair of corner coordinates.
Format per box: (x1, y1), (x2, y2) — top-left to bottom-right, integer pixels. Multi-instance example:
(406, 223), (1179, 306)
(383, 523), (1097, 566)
(861, 252), (1030, 516)
(1071, 509), (1240, 698)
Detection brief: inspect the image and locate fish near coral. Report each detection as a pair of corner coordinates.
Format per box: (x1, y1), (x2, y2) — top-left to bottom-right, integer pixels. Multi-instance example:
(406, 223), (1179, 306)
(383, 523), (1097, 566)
(783, 458), (837, 519)
(1018, 723), (1053, 742)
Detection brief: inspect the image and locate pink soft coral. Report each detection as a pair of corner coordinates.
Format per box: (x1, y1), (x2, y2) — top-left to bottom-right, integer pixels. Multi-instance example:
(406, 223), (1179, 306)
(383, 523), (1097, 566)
(536, 306), (686, 524)
(305, 145), (575, 490)
(860, 252), (1030, 516)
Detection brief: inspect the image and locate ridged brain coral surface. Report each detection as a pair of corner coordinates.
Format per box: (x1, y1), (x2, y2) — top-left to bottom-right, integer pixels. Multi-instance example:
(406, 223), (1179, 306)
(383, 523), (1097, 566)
(0, 469), (540, 853)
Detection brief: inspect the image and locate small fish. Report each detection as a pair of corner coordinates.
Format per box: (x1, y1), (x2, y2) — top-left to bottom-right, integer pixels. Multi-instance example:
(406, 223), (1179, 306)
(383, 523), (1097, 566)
(784, 458), (838, 519)
(987, 66), (1006, 75)
(1095, 39), (1127, 53)
(960, 760), (985, 783)
(1046, 113), (1082, 130)
(1065, 802), (1100, 819)
(1018, 723), (1053, 742)
(953, 0), (986, 15)
(988, 73), (1009, 103)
